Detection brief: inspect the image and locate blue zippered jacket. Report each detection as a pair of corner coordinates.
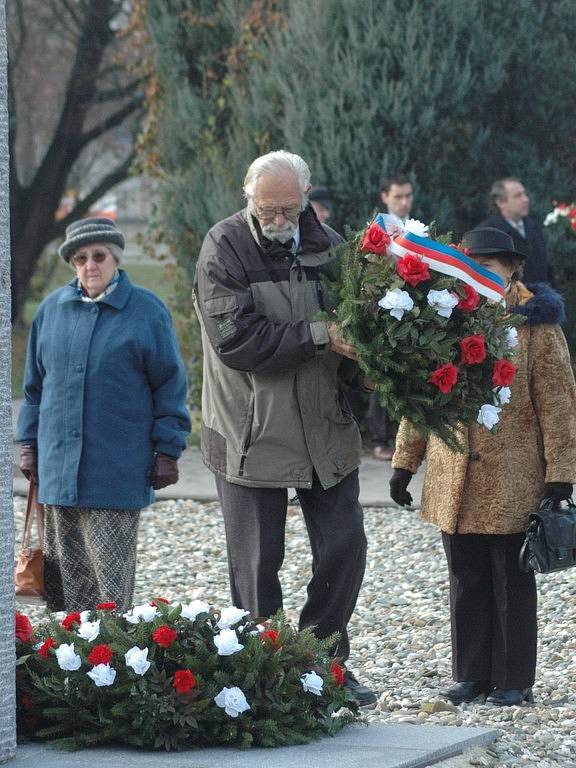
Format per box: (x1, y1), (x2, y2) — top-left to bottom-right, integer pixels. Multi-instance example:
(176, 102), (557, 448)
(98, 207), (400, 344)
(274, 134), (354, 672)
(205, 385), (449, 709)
(17, 270), (191, 509)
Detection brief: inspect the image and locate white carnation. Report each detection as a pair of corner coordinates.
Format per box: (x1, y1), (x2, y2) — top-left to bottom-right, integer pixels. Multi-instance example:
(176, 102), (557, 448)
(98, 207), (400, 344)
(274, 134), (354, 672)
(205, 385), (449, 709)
(378, 288), (414, 321)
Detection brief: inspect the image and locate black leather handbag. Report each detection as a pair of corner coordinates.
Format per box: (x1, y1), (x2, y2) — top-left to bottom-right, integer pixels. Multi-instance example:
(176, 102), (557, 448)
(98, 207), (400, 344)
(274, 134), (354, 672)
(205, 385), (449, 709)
(519, 497), (576, 573)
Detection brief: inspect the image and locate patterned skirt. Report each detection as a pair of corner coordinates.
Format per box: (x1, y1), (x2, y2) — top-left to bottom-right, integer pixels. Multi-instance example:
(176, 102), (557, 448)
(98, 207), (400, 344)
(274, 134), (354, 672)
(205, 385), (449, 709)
(43, 505), (141, 613)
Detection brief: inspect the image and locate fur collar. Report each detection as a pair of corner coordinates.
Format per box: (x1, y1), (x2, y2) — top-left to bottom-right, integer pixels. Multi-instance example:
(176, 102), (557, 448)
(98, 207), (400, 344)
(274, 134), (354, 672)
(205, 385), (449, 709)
(511, 281), (565, 326)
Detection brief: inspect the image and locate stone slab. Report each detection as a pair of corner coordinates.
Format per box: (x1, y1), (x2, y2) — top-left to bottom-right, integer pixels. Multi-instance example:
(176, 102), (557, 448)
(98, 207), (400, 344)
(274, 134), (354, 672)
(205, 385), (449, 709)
(11, 724), (498, 768)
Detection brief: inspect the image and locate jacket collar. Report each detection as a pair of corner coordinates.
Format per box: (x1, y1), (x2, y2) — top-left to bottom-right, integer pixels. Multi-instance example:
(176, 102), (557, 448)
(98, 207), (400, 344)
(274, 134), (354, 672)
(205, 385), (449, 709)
(57, 269), (133, 310)
(243, 203), (333, 257)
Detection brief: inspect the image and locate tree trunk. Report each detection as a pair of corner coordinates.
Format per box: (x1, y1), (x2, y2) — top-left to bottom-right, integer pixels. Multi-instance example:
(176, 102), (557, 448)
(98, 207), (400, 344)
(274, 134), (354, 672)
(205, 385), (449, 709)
(0, 0), (16, 761)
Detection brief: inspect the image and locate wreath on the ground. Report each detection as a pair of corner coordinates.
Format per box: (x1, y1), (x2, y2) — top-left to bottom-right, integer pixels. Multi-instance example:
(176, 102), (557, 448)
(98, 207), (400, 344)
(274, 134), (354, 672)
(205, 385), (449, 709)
(15, 602), (359, 752)
(326, 216), (522, 450)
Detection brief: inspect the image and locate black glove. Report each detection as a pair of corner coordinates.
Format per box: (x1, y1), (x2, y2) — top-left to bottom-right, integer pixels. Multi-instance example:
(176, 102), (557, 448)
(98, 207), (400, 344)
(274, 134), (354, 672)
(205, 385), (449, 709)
(19, 443), (38, 484)
(390, 468), (413, 507)
(543, 482), (573, 503)
(152, 454), (179, 490)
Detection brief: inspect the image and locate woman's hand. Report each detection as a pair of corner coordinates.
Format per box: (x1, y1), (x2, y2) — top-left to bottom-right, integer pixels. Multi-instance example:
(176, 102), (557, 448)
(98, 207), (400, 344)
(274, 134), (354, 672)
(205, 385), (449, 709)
(19, 444), (38, 484)
(152, 454), (179, 490)
(390, 468), (413, 506)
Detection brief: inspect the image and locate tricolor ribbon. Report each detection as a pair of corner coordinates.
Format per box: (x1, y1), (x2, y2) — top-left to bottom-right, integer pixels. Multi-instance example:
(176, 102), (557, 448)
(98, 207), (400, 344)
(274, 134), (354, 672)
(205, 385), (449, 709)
(375, 217), (506, 302)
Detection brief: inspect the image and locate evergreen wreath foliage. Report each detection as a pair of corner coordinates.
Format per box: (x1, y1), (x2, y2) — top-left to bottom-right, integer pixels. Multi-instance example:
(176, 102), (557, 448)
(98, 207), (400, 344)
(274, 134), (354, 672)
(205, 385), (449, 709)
(325, 221), (523, 451)
(15, 602), (358, 752)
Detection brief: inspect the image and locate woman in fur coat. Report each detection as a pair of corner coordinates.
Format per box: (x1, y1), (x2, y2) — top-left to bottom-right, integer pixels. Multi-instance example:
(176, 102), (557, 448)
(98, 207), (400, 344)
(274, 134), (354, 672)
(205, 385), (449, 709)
(390, 227), (576, 707)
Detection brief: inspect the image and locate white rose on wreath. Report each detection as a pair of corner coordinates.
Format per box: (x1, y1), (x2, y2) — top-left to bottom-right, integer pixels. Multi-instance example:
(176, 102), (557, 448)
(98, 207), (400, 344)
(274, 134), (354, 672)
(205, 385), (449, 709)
(180, 600), (210, 621)
(214, 686), (250, 718)
(214, 628), (244, 656)
(494, 386), (512, 405)
(87, 663), (116, 687)
(378, 288), (414, 320)
(403, 218), (429, 237)
(477, 403), (502, 430)
(77, 620), (100, 642)
(55, 643), (82, 672)
(427, 289), (459, 319)
(301, 670), (324, 696)
(124, 603), (159, 624)
(217, 606), (250, 629)
(124, 646), (151, 676)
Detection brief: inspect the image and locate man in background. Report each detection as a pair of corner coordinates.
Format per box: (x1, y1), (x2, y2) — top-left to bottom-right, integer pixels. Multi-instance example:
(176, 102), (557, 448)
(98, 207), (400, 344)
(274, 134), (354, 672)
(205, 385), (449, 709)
(309, 185), (333, 224)
(369, 174), (415, 460)
(478, 177), (554, 284)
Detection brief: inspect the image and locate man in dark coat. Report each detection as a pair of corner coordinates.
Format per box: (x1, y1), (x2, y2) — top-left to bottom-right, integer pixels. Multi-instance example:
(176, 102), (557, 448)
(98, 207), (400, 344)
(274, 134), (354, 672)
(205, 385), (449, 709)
(477, 177), (554, 285)
(194, 150), (376, 707)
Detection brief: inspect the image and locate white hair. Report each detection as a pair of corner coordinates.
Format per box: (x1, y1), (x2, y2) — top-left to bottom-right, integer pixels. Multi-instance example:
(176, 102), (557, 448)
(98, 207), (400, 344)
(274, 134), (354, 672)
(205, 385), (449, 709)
(243, 150), (311, 201)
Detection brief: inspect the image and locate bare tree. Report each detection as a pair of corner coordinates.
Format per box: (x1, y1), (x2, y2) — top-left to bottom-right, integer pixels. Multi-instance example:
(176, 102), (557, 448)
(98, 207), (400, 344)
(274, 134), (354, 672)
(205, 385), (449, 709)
(0, 0), (16, 760)
(8, 0), (144, 320)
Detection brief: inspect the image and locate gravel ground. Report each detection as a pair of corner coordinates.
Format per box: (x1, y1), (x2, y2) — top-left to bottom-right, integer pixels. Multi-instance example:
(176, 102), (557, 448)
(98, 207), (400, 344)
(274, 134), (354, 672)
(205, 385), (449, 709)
(14, 497), (576, 767)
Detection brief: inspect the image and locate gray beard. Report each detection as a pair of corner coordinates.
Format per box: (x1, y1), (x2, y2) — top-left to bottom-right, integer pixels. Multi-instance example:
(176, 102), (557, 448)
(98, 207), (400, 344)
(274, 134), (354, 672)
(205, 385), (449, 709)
(261, 220), (298, 244)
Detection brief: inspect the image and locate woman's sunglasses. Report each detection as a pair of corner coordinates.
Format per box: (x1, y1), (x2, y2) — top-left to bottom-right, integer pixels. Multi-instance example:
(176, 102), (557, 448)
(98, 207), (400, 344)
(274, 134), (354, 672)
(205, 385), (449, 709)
(71, 250), (110, 266)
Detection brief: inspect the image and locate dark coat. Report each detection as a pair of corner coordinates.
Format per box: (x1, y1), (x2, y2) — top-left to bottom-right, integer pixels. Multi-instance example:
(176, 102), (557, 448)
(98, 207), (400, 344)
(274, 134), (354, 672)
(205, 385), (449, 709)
(194, 205), (362, 490)
(477, 213), (553, 285)
(17, 270), (191, 509)
(393, 282), (576, 534)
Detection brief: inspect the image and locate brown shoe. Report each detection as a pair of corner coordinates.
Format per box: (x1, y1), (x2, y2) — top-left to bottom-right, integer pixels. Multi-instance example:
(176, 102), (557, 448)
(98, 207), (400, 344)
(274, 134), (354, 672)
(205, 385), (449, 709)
(373, 445), (394, 461)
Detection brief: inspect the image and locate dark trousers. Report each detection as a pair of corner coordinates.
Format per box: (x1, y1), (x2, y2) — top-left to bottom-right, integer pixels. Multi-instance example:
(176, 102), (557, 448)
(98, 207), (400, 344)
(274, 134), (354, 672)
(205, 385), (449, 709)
(367, 392), (395, 446)
(215, 470), (367, 660)
(442, 532), (537, 689)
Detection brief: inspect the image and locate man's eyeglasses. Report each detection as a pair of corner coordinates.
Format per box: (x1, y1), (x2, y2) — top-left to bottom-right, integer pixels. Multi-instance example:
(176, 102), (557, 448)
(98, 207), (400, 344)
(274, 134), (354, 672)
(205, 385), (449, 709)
(71, 250), (109, 266)
(254, 204), (302, 221)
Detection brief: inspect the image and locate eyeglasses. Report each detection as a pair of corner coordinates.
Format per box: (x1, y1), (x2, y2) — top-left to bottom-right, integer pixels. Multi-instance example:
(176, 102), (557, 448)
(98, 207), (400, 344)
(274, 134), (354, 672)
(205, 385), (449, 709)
(71, 250), (110, 266)
(254, 204), (302, 221)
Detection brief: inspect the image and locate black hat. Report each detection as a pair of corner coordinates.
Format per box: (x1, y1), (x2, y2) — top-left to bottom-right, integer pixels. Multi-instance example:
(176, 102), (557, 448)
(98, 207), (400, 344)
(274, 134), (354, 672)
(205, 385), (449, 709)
(462, 227), (526, 260)
(309, 186), (333, 209)
(59, 217), (125, 263)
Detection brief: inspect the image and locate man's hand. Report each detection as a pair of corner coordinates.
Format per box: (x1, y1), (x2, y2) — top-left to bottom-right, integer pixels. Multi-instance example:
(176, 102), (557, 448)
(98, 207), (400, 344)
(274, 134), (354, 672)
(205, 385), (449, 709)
(19, 444), (38, 484)
(152, 454), (179, 490)
(390, 468), (413, 507)
(328, 322), (357, 360)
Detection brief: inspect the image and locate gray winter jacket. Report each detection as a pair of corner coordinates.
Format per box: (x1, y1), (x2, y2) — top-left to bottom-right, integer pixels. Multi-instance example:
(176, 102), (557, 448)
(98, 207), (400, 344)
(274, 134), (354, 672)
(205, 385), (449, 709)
(194, 205), (362, 489)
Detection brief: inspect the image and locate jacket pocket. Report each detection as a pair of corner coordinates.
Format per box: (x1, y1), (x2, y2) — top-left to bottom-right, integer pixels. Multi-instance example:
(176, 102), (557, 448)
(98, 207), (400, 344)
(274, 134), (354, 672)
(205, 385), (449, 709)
(204, 295), (238, 316)
(239, 392), (255, 454)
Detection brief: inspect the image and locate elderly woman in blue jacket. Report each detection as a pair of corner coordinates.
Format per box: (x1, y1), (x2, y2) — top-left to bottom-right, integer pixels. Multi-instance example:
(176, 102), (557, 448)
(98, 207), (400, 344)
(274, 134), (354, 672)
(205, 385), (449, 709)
(17, 218), (190, 612)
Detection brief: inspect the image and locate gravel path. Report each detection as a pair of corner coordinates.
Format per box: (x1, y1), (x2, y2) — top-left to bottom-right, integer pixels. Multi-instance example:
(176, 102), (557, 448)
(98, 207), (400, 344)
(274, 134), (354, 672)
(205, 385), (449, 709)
(14, 497), (576, 767)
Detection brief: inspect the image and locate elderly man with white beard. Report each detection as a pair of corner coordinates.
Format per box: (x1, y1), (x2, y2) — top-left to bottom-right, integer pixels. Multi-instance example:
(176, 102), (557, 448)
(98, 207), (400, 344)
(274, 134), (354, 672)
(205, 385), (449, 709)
(194, 150), (377, 707)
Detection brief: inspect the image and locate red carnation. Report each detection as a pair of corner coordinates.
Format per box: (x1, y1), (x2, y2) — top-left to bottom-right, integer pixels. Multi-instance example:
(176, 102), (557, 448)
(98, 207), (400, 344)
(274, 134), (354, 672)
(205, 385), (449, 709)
(87, 644), (113, 666)
(260, 629), (280, 648)
(173, 669), (196, 694)
(152, 625), (178, 648)
(428, 363), (459, 394)
(361, 222), (391, 255)
(150, 597), (170, 607)
(492, 359), (517, 387)
(396, 253), (430, 287)
(459, 334), (486, 365)
(96, 602), (117, 611)
(15, 612), (33, 643)
(456, 284), (479, 312)
(62, 612), (82, 631)
(330, 661), (345, 687)
(38, 637), (56, 659)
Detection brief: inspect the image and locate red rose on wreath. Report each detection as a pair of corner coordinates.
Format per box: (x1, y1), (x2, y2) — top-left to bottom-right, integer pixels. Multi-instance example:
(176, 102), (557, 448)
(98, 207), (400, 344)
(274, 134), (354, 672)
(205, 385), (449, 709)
(456, 284), (479, 312)
(152, 625), (178, 648)
(150, 597), (170, 607)
(20, 694), (33, 711)
(260, 629), (280, 648)
(331, 661), (345, 687)
(459, 334), (486, 365)
(15, 612), (33, 643)
(396, 254), (430, 287)
(173, 669), (196, 694)
(492, 359), (517, 387)
(38, 637), (56, 658)
(87, 644), (113, 666)
(361, 222), (391, 255)
(96, 601), (117, 611)
(62, 612), (82, 631)
(428, 363), (459, 394)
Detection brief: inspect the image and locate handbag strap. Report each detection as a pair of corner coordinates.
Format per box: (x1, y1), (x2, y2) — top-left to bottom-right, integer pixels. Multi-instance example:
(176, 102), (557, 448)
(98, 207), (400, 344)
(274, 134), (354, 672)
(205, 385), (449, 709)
(22, 481), (44, 548)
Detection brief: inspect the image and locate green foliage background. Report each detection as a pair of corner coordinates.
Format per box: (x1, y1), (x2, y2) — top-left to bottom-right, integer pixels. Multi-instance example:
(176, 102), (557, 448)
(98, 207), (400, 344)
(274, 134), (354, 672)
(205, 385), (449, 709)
(144, 0), (576, 400)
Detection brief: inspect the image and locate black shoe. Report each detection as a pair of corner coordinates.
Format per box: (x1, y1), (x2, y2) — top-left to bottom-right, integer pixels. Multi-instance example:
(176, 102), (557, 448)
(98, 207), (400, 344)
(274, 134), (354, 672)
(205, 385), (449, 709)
(440, 681), (492, 705)
(486, 687), (533, 706)
(343, 670), (378, 708)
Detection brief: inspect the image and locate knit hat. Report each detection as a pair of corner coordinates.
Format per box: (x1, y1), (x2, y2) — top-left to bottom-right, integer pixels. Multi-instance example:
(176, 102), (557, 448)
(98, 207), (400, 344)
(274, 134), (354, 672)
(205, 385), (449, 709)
(59, 217), (125, 263)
